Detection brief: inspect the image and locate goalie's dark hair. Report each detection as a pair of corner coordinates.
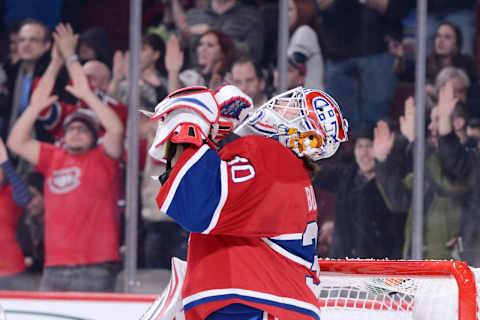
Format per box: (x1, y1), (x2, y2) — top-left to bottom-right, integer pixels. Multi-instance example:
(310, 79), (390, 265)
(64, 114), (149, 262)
(302, 157), (321, 179)
(159, 142), (203, 185)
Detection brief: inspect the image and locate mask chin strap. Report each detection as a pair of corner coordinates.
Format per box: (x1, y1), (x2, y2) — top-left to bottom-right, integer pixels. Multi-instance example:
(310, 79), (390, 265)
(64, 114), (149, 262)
(158, 141), (178, 185)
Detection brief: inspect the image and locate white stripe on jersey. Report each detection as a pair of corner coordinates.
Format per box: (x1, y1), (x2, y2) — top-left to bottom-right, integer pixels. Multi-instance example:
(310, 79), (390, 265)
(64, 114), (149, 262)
(262, 238), (312, 268)
(269, 233), (303, 241)
(202, 160), (228, 234)
(160, 145), (210, 214)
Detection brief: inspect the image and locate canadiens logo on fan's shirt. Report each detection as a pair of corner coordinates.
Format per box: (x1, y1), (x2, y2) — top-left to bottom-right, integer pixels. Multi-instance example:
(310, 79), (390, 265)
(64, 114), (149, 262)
(48, 167), (81, 194)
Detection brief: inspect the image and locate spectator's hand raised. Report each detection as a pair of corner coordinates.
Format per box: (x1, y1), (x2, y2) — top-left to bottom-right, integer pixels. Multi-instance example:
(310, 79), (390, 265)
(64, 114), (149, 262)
(53, 23), (78, 59)
(65, 75), (92, 100)
(373, 120), (395, 162)
(165, 35), (184, 73)
(0, 137), (9, 163)
(51, 41), (64, 66)
(112, 50), (127, 82)
(189, 24), (209, 36)
(437, 79), (458, 117)
(171, 0), (190, 36)
(400, 96), (416, 143)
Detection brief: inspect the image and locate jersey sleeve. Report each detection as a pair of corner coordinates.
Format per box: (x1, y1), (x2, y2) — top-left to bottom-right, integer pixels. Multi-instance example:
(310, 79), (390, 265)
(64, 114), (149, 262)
(156, 145), (228, 233)
(156, 137), (314, 237)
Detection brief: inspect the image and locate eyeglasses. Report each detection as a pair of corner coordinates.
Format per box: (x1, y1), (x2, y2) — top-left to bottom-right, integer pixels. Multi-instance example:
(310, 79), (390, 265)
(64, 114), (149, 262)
(65, 124), (91, 133)
(17, 37), (46, 44)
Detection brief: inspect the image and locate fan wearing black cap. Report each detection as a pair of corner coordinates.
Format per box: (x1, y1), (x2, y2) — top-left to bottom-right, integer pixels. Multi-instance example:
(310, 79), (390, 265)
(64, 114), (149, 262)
(7, 23), (124, 292)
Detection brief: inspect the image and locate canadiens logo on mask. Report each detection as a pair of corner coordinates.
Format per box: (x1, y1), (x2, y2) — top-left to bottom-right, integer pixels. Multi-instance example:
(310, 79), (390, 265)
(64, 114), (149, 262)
(235, 87), (348, 161)
(48, 167), (81, 194)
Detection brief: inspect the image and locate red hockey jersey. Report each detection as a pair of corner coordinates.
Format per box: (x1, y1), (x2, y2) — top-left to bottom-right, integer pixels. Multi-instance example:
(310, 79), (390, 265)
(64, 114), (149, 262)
(156, 135), (321, 320)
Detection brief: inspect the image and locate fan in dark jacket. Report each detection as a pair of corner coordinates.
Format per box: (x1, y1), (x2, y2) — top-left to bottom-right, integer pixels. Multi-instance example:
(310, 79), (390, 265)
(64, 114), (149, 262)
(314, 126), (406, 259)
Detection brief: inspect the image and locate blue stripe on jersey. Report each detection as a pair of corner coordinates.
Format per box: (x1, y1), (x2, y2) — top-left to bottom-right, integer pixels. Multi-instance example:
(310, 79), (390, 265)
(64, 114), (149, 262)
(206, 304), (264, 320)
(166, 147), (223, 233)
(185, 293), (319, 320)
(37, 102), (60, 128)
(269, 238), (316, 264)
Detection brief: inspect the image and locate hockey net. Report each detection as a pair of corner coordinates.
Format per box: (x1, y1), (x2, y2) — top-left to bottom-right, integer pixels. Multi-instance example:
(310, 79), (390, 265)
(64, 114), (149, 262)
(317, 259), (480, 320)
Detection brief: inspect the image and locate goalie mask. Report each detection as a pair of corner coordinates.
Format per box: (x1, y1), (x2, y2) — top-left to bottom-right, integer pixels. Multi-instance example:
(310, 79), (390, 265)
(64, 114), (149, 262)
(145, 86), (219, 161)
(213, 84), (254, 142)
(234, 86), (348, 161)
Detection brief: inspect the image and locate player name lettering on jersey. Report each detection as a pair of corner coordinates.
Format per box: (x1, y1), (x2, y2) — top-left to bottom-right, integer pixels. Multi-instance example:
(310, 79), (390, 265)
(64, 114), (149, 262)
(304, 186), (317, 212)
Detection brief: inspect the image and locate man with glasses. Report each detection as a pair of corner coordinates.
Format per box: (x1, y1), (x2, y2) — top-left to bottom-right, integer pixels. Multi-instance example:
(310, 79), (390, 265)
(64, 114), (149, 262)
(4, 19), (52, 142)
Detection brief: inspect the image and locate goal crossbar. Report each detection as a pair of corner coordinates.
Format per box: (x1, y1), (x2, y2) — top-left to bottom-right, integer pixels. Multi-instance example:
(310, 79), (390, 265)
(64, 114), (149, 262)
(318, 259), (478, 320)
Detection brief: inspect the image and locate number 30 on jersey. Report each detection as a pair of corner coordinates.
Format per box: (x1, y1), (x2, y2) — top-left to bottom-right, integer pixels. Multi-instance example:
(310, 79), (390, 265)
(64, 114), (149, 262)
(228, 156), (256, 183)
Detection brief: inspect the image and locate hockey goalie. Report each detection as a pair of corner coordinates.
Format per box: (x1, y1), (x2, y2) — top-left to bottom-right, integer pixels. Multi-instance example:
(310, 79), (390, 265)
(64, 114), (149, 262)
(140, 85), (348, 320)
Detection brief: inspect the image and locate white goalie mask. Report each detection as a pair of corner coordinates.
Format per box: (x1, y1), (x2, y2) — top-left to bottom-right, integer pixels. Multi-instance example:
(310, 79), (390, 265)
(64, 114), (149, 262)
(144, 86), (219, 161)
(234, 86), (349, 161)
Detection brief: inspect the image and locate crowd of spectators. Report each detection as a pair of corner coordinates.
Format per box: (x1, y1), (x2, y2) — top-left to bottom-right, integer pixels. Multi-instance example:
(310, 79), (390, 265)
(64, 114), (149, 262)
(1, 0), (480, 293)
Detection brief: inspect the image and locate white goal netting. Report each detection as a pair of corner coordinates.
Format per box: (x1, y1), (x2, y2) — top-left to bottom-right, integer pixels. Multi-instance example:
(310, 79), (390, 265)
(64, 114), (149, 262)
(317, 259), (480, 320)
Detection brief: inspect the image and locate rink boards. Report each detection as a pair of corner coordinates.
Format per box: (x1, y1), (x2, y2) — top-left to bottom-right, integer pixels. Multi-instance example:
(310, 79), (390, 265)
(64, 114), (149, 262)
(0, 291), (157, 320)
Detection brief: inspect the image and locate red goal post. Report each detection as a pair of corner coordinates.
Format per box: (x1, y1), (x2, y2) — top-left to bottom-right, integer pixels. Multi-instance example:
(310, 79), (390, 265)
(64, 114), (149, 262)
(317, 259), (478, 320)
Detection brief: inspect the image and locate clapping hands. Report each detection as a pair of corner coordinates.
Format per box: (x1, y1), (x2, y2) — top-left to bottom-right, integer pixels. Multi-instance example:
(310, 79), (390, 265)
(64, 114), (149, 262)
(373, 120), (395, 162)
(112, 50), (128, 82)
(165, 35), (184, 73)
(53, 23), (78, 60)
